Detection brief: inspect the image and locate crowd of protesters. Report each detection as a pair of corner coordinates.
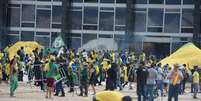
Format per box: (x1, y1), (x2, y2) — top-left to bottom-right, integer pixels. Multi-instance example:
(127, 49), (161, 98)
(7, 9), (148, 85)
(0, 46), (201, 101)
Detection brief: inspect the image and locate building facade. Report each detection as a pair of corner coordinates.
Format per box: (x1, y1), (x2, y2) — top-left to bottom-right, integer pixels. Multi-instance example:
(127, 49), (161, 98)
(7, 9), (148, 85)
(3, 0), (200, 57)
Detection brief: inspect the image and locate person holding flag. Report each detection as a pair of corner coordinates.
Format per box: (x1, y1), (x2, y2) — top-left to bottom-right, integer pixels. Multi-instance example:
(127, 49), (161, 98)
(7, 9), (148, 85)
(167, 64), (183, 101)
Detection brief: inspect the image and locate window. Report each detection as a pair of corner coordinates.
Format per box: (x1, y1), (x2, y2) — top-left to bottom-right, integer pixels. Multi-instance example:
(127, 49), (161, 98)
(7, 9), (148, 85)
(166, 0), (181, 4)
(83, 25), (97, 30)
(22, 5), (35, 21)
(84, 7), (98, 24)
(147, 27), (162, 32)
(73, 0), (83, 2)
(52, 6), (62, 23)
(99, 34), (113, 38)
(182, 9), (193, 27)
(82, 34), (97, 45)
(72, 11), (82, 29)
(100, 0), (114, 3)
(115, 8), (126, 25)
(8, 34), (19, 44)
(149, 0), (163, 4)
(84, 0), (98, 3)
(148, 9), (163, 26)
(36, 32), (50, 35)
(115, 26), (125, 31)
(181, 28), (193, 33)
(21, 31), (34, 41)
(164, 13), (180, 33)
(21, 23), (35, 27)
(116, 0), (126, 3)
(135, 0), (147, 4)
(99, 12), (114, 31)
(37, 0), (51, 1)
(36, 10), (51, 28)
(183, 0), (193, 4)
(134, 12), (146, 32)
(72, 37), (81, 49)
(35, 36), (50, 47)
(8, 7), (20, 27)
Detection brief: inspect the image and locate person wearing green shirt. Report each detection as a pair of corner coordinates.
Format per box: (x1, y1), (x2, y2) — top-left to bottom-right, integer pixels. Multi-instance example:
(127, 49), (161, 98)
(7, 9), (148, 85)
(45, 59), (58, 99)
(79, 62), (89, 96)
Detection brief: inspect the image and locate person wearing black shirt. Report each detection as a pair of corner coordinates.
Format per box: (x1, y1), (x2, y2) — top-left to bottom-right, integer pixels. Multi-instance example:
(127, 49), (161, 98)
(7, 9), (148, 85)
(136, 61), (148, 101)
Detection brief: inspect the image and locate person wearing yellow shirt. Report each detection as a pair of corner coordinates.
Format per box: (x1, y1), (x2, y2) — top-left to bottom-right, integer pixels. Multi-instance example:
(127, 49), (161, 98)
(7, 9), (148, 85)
(192, 66), (199, 99)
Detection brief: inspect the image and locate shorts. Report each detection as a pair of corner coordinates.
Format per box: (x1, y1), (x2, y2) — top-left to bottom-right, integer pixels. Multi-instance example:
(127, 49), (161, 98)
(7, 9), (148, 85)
(46, 78), (55, 87)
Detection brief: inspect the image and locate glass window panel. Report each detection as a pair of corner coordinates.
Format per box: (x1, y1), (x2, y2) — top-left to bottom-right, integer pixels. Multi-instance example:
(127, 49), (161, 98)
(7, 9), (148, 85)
(100, 0), (114, 3)
(52, 24), (61, 29)
(8, 8), (20, 27)
(53, 0), (62, 1)
(21, 31), (34, 41)
(135, 0), (147, 4)
(115, 8), (126, 25)
(36, 36), (50, 47)
(181, 28), (193, 33)
(166, 0), (181, 4)
(72, 38), (81, 50)
(164, 13), (180, 33)
(99, 34), (113, 38)
(8, 35), (19, 44)
(183, 0), (193, 4)
(37, 5), (51, 9)
(83, 25), (97, 30)
(182, 9), (193, 27)
(52, 6), (62, 23)
(8, 31), (19, 34)
(84, 0), (98, 3)
(135, 12), (146, 32)
(99, 12), (114, 31)
(148, 9), (163, 26)
(37, 0), (51, 1)
(22, 5), (35, 21)
(73, 0), (83, 2)
(115, 26), (125, 31)
(51, 32), (59, 46)
(84, 7), (98, 24)
(21, 23), (35, 27)
(36, 10), (51, 28)
(149, 0), (163, 4)
(36, 32), (49, 35)
(116, 0), (126, 3)
(147, 27), (163, 32)
(82, 34), (97, 45)
(72, 11), (82, 29)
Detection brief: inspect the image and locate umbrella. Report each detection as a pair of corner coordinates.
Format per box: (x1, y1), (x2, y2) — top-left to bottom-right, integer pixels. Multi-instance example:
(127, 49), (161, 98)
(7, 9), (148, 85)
(8, 41), (44, 60)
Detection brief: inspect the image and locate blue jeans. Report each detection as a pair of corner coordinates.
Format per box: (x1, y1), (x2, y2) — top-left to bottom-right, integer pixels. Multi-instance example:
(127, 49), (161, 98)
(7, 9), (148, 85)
(55, 81), (65, 95)
(168, 84), (179, 101)
(146, 84), (155, 101)
(156, 80), (163, 95)
(137, 84), (146, 101)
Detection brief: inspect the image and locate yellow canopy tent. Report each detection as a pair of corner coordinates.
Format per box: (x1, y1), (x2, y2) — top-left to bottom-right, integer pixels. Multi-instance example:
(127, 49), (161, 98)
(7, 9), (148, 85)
(159, 43), (201, 69)
(8, 41), (43, 60)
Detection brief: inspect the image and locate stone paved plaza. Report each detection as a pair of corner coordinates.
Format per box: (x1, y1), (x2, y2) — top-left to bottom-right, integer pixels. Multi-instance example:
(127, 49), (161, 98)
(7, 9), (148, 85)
(0, 82), (201, 101)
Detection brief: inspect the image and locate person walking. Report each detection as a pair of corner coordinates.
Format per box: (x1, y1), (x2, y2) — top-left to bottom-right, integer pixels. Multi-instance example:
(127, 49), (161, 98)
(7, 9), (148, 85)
(10, 56), (18, 97)
(146, 63), (158, 101)
(88, 63), (96, 95)
(79, 62), (89, 97)
(167, 64), (183, 101)
(45, 59), (58, 99)
(192, 66), (199, 99)
(136, 61), (148, 101)
(106, 63), (117, 91)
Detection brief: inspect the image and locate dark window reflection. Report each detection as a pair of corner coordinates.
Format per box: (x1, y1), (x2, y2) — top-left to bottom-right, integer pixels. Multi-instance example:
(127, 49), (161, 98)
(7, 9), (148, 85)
(72, 11), (82, 29)
(36, 10), (51, 28)
(82, 34), (97, 45)
(149, 0), (163, 4)
(135, 12), (146, 32)
(115, 8), (126, 25)
(21, 31), (34, 41)
(183, 0), (193, 4)
(8, 8), (20, 27)
(22, 5), (35, 21)
(52, 6), (62, 23)
(84, 0), (98, 3)
(166, 0), (181, 4)
(99, 12), (114, 31)
(116, 0), (126, 3)
(84, 7), (98, 24)
(164, 13), (180, 33)
(148, 8), (163, 26)
(100, 0), (114, 3)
